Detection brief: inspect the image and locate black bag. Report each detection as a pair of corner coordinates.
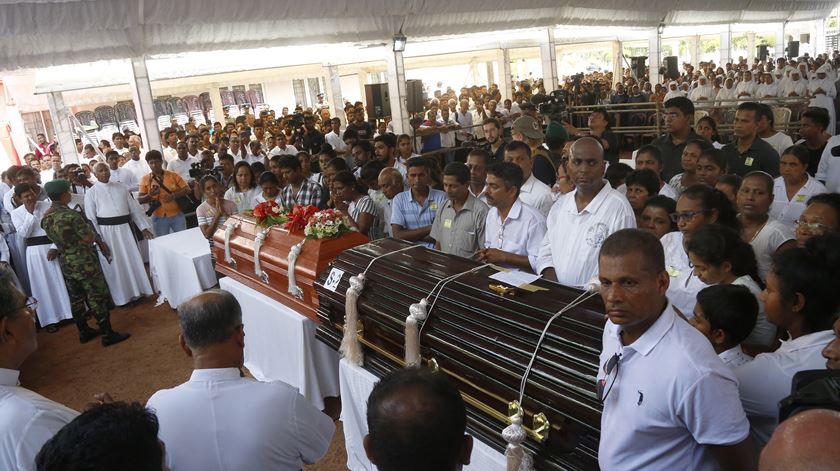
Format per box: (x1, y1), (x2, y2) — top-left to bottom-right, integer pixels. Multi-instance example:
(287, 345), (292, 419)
(151, 174), (198, 214)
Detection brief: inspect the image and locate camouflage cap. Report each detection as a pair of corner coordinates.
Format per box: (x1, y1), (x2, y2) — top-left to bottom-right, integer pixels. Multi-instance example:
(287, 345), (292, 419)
(43, 179), (71, 195)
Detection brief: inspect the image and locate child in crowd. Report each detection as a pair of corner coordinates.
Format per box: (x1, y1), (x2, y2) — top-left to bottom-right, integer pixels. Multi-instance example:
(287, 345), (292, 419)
(695, 148), (727, 187)
(686, 224), (776, 350)
(255, 171), (282, 205)
(690, 284), (758, 369)
(624, 169), (660, 227)
(715, 174), (742, 207)
(639, 195), (677, 239)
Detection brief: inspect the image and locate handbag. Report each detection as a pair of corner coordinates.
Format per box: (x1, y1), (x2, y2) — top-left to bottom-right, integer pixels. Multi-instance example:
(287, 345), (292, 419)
(151, 174), (198, 214)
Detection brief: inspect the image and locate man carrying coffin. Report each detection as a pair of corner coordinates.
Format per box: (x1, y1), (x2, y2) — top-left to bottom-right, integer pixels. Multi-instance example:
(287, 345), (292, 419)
(85, 163), (154, 307)
(41, 179), (130, 346)
(10, 183), (73, 333)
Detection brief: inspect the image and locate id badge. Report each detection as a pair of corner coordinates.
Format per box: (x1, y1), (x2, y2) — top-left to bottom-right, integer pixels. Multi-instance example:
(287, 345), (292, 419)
(744, 156), (754, 166)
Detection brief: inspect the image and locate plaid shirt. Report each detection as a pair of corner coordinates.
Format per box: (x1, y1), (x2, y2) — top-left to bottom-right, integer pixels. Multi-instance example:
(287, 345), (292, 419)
(280, 179), (323, 208)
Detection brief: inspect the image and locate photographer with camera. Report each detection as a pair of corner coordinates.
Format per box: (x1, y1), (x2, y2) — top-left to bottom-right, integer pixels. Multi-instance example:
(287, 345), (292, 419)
(62, 163), (93, 196)
(138, 150), (190, 236)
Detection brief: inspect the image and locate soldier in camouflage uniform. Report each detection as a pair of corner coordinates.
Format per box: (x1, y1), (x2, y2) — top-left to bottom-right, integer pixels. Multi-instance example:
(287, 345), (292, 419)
(40, 179), (130, 346)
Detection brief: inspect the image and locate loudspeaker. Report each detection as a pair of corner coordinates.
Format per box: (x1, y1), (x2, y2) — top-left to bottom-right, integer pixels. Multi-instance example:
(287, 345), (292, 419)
(406, 79), (425, 113)
(758, 45), (769, 62)
(664, 56), (679, 79)
(364, 83), (390, 119)
(787, 41), (800, 58)
(630, 56), (647, 78)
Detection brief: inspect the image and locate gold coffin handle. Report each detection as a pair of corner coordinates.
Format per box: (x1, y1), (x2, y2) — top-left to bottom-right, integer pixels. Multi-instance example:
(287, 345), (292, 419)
(509, 401), (550, 443)
(337, 323), (553, 444)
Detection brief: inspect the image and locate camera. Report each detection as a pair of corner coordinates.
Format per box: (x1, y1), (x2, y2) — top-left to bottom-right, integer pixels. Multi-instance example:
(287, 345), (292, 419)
(188, 162), (223, 180)
(531, 89), (570, 121)
(72, 169), (87, 181)
(779, 370), (840, 422)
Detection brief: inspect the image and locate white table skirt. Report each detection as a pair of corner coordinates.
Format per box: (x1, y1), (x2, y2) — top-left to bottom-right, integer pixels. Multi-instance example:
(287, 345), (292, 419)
(149, 227), (216, 309)
(219, 277), (340, 410)
(339, 359), (507, 471)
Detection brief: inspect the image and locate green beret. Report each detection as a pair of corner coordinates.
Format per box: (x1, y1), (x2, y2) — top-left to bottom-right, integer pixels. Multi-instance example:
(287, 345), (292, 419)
(43, 179), (71, 195)
(545, 121), (569, 146)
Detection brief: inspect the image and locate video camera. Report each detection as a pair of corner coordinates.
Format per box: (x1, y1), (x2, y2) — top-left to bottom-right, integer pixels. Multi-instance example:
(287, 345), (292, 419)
(530, 89), (570, 121)
(188, 162), (223, 180)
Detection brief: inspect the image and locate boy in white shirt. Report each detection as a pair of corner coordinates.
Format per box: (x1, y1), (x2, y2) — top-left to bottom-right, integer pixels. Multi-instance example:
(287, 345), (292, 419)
(689, 284), (757, 369)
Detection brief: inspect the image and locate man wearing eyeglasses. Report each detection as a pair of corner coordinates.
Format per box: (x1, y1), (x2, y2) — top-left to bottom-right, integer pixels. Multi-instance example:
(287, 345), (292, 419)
(0, 272), (79, 471)
(596, 229), (757, 470)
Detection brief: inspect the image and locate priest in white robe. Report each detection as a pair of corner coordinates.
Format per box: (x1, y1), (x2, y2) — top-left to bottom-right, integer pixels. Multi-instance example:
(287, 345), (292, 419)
(809, 63), (837, 134)
(85, 163), (154, 306)
(10, 183), (73, 330)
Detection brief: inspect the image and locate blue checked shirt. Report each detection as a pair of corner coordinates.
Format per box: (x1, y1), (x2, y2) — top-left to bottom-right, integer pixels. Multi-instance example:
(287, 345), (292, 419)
(390, 187), (447, 248)
(280, 179), (323, 208)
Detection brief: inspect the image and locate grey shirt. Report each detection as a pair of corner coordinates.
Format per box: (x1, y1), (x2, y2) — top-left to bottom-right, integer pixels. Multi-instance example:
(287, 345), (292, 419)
(430, 194), (489, 259)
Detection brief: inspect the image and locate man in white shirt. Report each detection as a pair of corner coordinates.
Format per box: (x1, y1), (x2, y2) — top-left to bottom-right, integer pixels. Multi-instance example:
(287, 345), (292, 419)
(121, 146), (152, 183)
(0, 274), (78, 471)
(39, 155), (63, 185)
(478, 161), (546, 273)
(85, 164), (154, 307)
(162, 129), (178, 164)
(104, 151), (139, 192)
(147, 290), (335, 471)
(596, 229), (757, 470)
(817, 135), (840, 192)
(537, 137), (636, 287)
(268, 133), (299, 157)
(504, 141), (553, 217)
(167, 140), (198, 183)
(377, 168), (405, 238)
(757, 103), (794, 158)
(323, 117), (348, 163)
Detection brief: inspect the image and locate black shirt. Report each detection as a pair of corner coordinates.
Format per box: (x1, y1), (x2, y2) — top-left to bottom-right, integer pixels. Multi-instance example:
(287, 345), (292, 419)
(721, 138), (780, 177)
(301, 129), (325, 154)
(485, 142), (506, 163)
(651, 130), (704, 182)
(598, 130), (620, 165)
(802, 141), (827, 176)
(346, 121), (374, 141)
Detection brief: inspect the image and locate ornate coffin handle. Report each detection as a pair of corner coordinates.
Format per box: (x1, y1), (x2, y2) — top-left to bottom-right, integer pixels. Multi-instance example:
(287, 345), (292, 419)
(287, 240), (305, 299)
(223, 221), (239, 269)
(253, 228), (271, 284)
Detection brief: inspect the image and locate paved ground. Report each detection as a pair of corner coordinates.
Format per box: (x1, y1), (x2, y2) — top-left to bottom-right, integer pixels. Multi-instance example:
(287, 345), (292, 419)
(20, 294), (349, 470)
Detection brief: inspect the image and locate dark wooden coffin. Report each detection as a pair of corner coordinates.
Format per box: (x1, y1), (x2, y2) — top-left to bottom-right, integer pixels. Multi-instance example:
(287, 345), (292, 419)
(213, 214), (368, 321)
(314, 238), (605, 470)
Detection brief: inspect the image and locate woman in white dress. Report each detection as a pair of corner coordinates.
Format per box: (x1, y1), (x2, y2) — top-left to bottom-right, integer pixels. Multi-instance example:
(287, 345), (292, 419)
(770, 145), (827, 228)
(808, 63), (837, 135)
(223, 161), (260, 213)
(737, 172), (796, 281)
(661, 184), (740, 316)
(10, 184), (72, 331)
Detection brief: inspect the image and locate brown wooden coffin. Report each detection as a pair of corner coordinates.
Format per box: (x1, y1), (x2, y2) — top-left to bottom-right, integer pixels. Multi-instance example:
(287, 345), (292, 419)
(314, 238), (606, 470)
(213, 213), (368, 321)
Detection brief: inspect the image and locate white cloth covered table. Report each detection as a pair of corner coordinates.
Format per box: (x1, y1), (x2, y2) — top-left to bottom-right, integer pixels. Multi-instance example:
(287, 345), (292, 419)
(149, 227), (216, 309)
(339, 358), (507, 471)
(219, 277), (340, 410)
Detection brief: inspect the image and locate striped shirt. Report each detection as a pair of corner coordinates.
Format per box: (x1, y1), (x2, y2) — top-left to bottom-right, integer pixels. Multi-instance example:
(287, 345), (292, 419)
(390, 187), (447, 248)
(348, 195), (382, 240)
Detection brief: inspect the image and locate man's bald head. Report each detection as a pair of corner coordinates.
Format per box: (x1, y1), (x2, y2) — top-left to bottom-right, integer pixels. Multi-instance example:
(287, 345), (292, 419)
(570, 136), (605, 161)
(760, 409), (840, 471)
(378, 167), (404, 199)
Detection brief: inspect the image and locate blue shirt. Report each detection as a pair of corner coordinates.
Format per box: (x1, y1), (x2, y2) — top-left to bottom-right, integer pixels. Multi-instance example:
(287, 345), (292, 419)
(390, 187), (447, 248)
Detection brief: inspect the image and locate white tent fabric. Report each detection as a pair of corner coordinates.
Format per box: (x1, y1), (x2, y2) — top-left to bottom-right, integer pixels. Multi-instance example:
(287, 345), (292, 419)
(0, 0), (834, 71)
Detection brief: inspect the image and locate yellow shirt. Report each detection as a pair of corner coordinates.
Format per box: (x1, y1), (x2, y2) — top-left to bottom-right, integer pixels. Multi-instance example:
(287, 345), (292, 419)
(139, 170), (188, 217)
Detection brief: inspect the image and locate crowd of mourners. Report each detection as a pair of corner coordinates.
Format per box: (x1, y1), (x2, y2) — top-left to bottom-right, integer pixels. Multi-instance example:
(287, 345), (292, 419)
(2, 49), (840, 471)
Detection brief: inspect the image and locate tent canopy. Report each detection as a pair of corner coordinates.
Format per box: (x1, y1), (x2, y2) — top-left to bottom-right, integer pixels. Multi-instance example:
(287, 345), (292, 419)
(0, 0), (834, 71)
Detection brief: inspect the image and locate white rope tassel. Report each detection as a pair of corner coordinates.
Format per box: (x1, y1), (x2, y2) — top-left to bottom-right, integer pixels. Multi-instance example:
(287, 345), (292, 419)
(223, 222), (238, 264)
(405, 298), (429, 366)
(340, 273), (366, 366)
(287, 240), (305, 299)
(253, 229), (269, 276)
(502, 413), (535, 471)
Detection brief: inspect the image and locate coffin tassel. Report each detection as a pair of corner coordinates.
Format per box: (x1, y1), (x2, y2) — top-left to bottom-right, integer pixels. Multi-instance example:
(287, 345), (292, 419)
(404, 298), (429, 367)
(502, 412), (534, 471)
(340, 273), (366, 366)
(339, 245), (420, 367)
(405, 264), (492, 366)
(287, 240), (305, 299)
(505, 286), (600, 471)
